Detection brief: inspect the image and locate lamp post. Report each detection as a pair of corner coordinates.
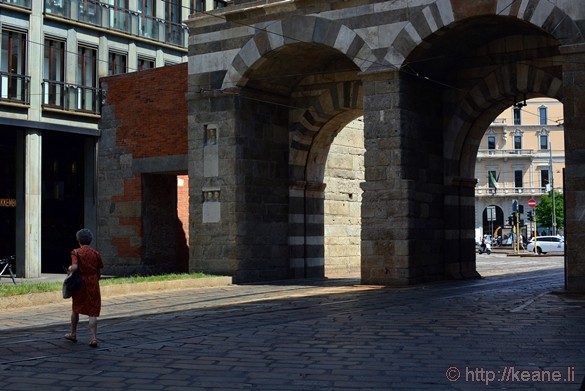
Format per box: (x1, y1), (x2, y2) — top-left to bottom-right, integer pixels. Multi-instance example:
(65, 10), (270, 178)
(549, 142), (556, 235)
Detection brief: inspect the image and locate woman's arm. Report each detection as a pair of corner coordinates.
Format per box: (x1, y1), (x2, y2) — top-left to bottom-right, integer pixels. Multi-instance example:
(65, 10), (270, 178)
(68, 251), (78, 273)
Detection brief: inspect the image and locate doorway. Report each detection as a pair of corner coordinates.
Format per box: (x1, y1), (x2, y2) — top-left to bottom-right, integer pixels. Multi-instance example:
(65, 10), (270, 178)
(142, 173), (189, 274)
(42, 132), (85, 273)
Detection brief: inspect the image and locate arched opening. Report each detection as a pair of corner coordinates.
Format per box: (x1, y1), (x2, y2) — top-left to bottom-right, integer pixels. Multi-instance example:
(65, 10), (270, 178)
(389, 12), (567, 282)
(324, 117), (364, 277)
(222, 40), (365, 281)
(473, 97), (565, 281)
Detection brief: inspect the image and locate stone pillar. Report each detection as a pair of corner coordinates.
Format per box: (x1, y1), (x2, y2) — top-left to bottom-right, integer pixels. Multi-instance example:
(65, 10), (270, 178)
(288, 180), (326, 279)
(188, 89), (239, 278)
(360, 71), (412, 285)
(24, 130), (42, 278)
(15, 132), (25, 276)
(289, 180), (306, 279)
(188, 83), (290, 282)
(360, 70), (447, 285)
(444, 177), (480, 279)
(560, 43), (585, 292)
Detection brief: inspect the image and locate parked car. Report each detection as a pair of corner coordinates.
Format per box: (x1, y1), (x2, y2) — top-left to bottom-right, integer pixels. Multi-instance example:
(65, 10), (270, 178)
(526, 235), (565, 254)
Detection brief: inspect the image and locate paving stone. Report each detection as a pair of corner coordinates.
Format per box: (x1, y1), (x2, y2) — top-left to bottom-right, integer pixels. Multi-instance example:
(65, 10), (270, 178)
(0, 257), (583, 390)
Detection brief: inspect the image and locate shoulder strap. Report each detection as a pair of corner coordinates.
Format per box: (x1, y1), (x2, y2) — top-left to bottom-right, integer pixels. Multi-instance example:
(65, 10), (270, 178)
(74, 250), (81, 271)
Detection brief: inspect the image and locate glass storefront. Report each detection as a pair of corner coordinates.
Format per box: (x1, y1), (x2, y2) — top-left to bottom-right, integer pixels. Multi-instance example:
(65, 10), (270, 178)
(0, 130), (16, 261)
(0, 128), (90, 275)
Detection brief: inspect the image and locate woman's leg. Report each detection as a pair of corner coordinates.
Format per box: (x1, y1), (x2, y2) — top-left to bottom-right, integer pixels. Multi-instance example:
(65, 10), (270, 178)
(88, 316), (98, 346)
(65, 312), (79, 342)
(70, 312), (79, 336)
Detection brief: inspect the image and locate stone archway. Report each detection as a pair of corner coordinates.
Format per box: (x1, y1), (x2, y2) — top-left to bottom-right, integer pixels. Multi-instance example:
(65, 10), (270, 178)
(186, 0), (585, 290)
(213, 15), (370, 280)
(386, 4), (581, 284)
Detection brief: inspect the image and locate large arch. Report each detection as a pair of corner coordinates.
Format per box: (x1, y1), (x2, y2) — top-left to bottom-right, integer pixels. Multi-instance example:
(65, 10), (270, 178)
(388, 2), (582, 284)
(186, 0), (585, 289)
(222, 15), (379, 91)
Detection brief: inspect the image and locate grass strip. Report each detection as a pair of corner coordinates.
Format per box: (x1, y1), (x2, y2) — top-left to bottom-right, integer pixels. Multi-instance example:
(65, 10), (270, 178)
(0, 273), (213, 297)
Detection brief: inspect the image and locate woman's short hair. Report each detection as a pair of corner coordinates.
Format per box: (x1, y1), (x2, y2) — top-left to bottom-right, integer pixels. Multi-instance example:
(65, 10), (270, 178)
(76, 229), (93, 245)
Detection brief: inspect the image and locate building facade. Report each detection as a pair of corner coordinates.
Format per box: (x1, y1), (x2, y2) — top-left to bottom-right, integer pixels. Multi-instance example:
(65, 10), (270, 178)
(181, 0), (585, 290)
(0, 0), (222, 276)
(475, 98), (565, 242)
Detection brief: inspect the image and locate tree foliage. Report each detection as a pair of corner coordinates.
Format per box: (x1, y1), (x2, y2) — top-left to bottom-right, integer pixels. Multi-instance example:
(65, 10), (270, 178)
(534, 191), (564, 231)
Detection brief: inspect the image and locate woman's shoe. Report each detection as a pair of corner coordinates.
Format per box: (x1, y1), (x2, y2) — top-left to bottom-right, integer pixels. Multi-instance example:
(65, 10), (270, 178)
(64, 334), (77, 343)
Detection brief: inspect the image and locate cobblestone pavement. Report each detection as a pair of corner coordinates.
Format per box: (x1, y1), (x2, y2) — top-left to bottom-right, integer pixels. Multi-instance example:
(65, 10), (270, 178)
(0, 256), (583, 390)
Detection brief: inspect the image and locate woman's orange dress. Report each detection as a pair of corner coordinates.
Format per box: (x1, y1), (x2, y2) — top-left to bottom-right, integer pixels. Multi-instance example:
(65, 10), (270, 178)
(70, 246), (104, 317)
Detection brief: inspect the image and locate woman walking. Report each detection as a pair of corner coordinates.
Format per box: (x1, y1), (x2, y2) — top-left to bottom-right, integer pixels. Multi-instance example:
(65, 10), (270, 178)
(64, 228), (104, 347)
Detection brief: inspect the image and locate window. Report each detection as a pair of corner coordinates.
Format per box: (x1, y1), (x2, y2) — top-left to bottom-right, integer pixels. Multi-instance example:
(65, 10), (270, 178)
(165, 0), (181, 25)
(1, 29), (27, 103)
(539, 106), (547, 125)
(540, 134), (548, 150)
(138, 0), (155, 37)
(190, 0), (227, 13)
(488, 170), (498, 190)
(138, 57), (155, 71)
(191, 0), (205, 13)
(487, 136), (496, 150)
(43, 38), (65, 107)
(138, 0), (155, 15)
(165, 0), (184, 45)
(45, 0), (66, 16)
(110, 0), (129, 31)
(514, 135), (522, 150)
(540, 169), (550, 191)
(78, 45), (98, 112)
(109, 51), (127, 75)
(79, 0), (99, 24)
(514, 170), (523, 189)
(513, 107), (521, 125)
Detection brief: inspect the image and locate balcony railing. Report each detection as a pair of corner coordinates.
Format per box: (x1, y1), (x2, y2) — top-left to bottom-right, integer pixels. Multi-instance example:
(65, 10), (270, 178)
(0, 0), (31, 8)
(477, 148), (534, 158)
(476, 186), (550, 196)
(0, 72), (30, 105)
(42, 80), (101, 115)
(45, 0), (187, 48)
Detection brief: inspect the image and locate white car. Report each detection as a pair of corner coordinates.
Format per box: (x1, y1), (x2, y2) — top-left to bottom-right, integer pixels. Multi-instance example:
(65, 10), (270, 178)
(526, 236), (565, 255)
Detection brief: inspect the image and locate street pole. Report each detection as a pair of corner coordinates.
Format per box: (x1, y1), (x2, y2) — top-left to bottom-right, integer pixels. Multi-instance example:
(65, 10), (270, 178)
(516, 212), (521, 253)
(534, 211), (538, 254)
(549, 142), (556, 235)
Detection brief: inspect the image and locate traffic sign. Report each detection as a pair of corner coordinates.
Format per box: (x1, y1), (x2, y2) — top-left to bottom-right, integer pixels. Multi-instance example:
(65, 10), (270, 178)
(528, 198), (536, 208)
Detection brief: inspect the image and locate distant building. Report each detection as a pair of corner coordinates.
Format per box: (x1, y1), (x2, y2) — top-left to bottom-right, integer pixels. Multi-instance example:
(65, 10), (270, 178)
(475, 97), (565, 241)
(0, 0), (228, 277)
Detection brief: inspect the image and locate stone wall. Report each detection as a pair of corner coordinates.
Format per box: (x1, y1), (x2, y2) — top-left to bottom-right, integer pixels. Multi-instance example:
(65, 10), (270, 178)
(324, 118), (364, 276)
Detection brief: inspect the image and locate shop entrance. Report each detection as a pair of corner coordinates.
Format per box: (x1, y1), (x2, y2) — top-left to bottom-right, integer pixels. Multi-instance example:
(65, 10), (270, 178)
(41, 132), (85, 273)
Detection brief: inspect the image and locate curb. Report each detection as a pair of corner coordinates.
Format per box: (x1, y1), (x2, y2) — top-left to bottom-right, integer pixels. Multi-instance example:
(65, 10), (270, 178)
(0, 276), (232, 310)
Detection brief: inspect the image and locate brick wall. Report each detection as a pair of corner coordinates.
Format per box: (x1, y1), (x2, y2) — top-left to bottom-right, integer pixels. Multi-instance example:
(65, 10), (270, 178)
(104, 64), (188, 157)
(98, 64), (189, 275)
